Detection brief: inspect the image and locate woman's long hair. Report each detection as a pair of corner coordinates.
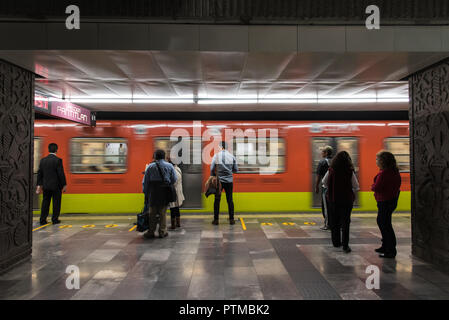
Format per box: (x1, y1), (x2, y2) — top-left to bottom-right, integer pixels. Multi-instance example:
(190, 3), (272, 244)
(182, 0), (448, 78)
(376, 150), (399, 172)
(330, 151), (354, 174)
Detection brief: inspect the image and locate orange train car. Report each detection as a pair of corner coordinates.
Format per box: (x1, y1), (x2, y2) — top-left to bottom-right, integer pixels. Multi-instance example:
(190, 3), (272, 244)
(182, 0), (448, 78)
(33, 120), (410, 214)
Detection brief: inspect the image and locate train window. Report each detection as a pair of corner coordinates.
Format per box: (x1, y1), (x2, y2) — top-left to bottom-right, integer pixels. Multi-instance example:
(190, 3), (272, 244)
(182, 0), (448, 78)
(311, 137), (360, 208)
(232, 138), (286, 174)
(335, 138), (359, 173)
(70, 138), (128, 173)
(311, 137), (333, 173)
(384, 137), (410, 172)
(153, 137), (203, 174)
(34, 138), (42, 174)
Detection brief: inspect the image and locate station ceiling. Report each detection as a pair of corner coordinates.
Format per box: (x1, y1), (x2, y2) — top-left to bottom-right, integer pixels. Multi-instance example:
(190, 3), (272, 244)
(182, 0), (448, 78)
(1, 50), (448, 112)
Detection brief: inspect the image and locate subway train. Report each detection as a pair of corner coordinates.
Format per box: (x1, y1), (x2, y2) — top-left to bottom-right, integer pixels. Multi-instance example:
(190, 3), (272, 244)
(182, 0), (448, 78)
(33, 120), (411, 214)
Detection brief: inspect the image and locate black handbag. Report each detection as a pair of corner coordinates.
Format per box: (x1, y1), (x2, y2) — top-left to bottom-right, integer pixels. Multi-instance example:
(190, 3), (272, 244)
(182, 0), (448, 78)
(155, 161), (177, 203)
(136, 208), (149, 232)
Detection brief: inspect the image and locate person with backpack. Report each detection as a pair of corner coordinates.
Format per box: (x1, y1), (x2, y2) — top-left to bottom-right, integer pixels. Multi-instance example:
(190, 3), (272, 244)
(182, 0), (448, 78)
(315, 146), (333, 230)
(322, 151), (359, 253)
(372, 151), (401, 258)
(142, 149), (177, 239)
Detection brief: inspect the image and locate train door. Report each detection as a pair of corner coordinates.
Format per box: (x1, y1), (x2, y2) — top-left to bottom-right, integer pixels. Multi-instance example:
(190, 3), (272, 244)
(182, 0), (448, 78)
(154, 137), (203, 209)
(311, 137), (333, 207)
(311, 137), (360, 208)
(335, 137), (360, 206)
(33, 137), (42, 210)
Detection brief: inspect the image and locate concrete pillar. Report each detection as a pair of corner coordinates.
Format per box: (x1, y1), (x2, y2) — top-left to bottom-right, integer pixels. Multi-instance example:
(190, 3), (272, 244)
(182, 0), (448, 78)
(409, 59), (449, 273)
(0, 59), (34, 274)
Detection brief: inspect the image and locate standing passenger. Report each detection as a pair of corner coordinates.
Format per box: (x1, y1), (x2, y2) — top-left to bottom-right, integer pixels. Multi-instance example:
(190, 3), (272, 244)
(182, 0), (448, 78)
(143, 150), (177, 239)
(315, 146), (333, 230)
(322, 151), (359, 253)
(168, 157), (185, 230)
(36, 143), (67, 225)
(372, 151), (401, 258)
(210, 141), (238, 225)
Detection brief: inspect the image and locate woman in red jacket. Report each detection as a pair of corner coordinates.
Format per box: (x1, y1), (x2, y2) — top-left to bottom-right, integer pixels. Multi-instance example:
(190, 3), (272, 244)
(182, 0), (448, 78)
(372, 151), (401, 258)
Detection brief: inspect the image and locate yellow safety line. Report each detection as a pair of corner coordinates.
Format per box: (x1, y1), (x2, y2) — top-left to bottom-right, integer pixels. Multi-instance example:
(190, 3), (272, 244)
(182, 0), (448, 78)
(240, 217), (246, 231)
(32, 213), (411, 221)
(129, 225), (137, 232)
(32, 223), (50, 231)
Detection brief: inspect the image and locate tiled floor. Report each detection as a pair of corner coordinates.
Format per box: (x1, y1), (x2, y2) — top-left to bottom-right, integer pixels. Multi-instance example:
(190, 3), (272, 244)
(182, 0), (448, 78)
(1, 214), (449, 300)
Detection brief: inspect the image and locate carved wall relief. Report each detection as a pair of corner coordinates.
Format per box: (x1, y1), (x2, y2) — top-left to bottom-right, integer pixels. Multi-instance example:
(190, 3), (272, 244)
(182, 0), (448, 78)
(410, 60), (449, 273)
(0, 59), (34, 274)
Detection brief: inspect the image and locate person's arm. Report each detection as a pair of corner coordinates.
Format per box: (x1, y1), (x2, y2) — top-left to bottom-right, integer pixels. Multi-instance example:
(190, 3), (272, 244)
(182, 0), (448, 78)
(371, 171), (384, 192)
(36, 159), (43, 193)
(322, 171), (330, 188)
(315, 175), (322, 193)
(315, 161), (324, 193)
(352, 172), (360, 191)
(232, 156), (238, 173)
(143, 167), (151, 195)
(210, 156), (216, 176)
(169, 165), (177, 184)
(57, 159), (67, 192)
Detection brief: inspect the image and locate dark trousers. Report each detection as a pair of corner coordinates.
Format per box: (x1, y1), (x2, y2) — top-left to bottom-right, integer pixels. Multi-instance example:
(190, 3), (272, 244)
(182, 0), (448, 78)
(376, 198), (398, 254)
(214, 182), (234, 220)
(170, 207), (180, 218)
(320, 187), (329, 227)
(328, 202), (353, 248)
(40, 189), (62, 223)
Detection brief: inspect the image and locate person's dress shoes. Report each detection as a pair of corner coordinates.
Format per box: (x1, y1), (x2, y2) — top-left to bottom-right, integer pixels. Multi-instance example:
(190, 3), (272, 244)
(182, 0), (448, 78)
(375, 247), (385, 253)
(52, 220), (61, 225)
(343, 246), (352, 253)
(143, 232), (155, 239)
(39, 220), (48, 225)
(212, 220), (219, 225)
(159, 231), (168, 238)
(229, 219), (235, 225)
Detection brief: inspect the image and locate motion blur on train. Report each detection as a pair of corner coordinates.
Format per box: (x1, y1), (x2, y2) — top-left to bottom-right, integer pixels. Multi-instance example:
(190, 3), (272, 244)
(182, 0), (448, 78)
(33, 120), (410, 214)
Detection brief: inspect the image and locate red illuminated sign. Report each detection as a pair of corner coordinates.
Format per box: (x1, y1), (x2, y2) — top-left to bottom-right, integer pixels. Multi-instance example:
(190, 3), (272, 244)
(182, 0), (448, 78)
(34, 95), (95, 126)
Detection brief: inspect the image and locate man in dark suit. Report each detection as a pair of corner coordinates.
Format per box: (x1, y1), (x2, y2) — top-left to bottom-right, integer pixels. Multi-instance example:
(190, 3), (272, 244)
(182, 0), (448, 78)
(36, 143), (67, 225)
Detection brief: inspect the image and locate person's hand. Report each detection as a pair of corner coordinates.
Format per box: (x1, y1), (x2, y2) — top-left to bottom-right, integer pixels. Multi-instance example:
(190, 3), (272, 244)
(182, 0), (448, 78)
(62, 185), (67, 193)
(315, 186), (319, 194)
(36, 186), (41, 194)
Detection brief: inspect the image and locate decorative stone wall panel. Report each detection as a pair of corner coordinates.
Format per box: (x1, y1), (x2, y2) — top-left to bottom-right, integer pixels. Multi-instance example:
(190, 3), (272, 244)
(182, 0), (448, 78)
(410, 60), (449, 273)
(0, 59), (34, 274)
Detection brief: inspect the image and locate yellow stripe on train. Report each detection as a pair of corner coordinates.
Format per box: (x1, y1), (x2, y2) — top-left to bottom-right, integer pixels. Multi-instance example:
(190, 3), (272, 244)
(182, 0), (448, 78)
(33, 192), (411, 214)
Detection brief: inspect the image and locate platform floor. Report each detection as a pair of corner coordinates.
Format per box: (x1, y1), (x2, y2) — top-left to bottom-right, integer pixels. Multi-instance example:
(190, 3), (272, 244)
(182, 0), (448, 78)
(1, 214), (449, 300)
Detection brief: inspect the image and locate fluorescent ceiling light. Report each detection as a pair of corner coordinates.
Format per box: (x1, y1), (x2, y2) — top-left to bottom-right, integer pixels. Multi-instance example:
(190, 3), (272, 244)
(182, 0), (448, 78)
(69, 99), (133, 104)
(39, 95), (409, 105)
(259, 99), (317, 104)
(198, 99), (258, 104)
(133, 99), (193, 104)
(318, 98), (377, 104)
(377, 98), (409, 103)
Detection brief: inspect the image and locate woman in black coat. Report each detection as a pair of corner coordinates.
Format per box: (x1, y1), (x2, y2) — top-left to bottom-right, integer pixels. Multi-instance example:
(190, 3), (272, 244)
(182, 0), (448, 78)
(322, 151), (359, 253)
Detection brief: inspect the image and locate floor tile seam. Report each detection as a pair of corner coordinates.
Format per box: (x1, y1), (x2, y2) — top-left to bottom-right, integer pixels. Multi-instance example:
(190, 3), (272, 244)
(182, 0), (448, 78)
(270, 240), (343, 300)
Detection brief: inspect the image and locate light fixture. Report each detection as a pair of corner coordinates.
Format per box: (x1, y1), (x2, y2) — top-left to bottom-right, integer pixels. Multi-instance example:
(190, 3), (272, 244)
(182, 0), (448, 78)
(37, 95), (409, 105)
(198, 99), (258, 104)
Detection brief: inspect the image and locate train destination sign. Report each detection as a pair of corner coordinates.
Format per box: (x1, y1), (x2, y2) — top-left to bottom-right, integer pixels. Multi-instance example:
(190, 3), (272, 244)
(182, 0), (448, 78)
(34, 96), (96, 126)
